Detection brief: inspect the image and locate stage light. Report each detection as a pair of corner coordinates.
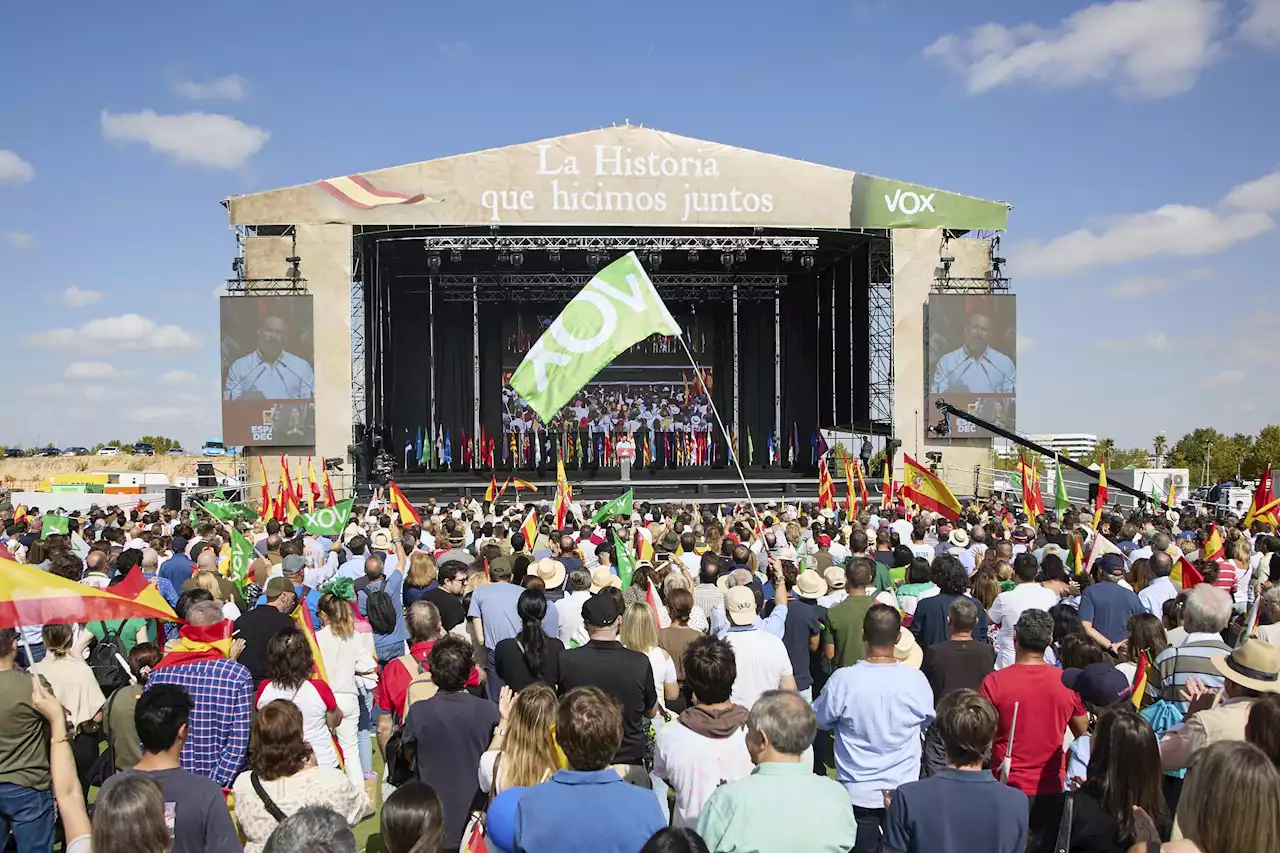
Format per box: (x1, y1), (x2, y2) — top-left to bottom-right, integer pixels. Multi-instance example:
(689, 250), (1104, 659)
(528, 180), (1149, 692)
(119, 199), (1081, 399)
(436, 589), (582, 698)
(497, 250), (510, 263)
(688, 249), (700, 263)
(780, 251), (793, 263)
(735, 250), (747, 264)
(548, 249), (560, 263)
(800, 253), (814, 268)
(427, 253), (442, 271)
(511, 252), (524, 267)
(648, 251), (662, 270)
(450, 250), (461, 264)
(720, 252), (733, 268)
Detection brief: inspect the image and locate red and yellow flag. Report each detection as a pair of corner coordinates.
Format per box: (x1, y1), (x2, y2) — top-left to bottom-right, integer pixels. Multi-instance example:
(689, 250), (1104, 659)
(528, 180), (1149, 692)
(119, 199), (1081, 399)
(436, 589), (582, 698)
(0, 558), (178, 627)
(1020, 456), (1045, 523)
(1092, 457), (1108, 529)
(1172, 554), (1205, 588)
(1202, 523), (1225, 561)
(307, 456), (322, 512)
(881, 453), (893, 509)
(13, 505), (27, 524)
(279, 454), (297, 507)
(483, 476), (499, 504)
(511, 478), (537, 492)
(1243, 465), (1280, 528)
(258, 457), (274, 521)
(387, 481), (422, 526)
(1132, 650), (1151, 710)
(1071, 535), (1085, 576)
(520, 507), (538, 548)
(817, 457), (835, 511)
(280, 481), (302, 524)
(899, 454), (962, 522)
(854, 459), (870, 510)
(322, 465), (338, 508)
(554, 459), (572, 530)
(292, 600), (329, 682)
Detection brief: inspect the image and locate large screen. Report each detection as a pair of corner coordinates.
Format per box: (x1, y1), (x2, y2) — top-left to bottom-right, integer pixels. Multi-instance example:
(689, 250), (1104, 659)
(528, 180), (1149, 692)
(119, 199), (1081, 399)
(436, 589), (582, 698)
(220, 295), (315, 446)
(925, 294), (1016, 437)
(501, 310), (714, 433)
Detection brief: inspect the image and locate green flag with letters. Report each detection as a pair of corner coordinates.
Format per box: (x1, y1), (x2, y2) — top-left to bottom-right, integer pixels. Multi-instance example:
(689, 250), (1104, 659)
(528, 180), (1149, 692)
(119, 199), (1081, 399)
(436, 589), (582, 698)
(591, 490), (634, 525)
(509, 252), (681, 421)
(229, 525), (254, 589)
(1054, 465), (1069, 519)
(292, 498), (355, 536)
(40, 515), (69, 539)
(612, 530), (636, 590)
(202, 500), (258, 524)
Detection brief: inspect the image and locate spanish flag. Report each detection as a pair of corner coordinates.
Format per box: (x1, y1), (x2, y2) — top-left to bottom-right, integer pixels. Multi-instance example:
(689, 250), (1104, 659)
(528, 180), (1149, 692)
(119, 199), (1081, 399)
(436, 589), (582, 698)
(854, 459), (870, 510)
(1171, 554), (1205, 589)
(511, 478), (537, 492)
(110, 566), (181, 621)
(817, 457), (836, 511)
(1131, 650), (1151, 710)
(899, 454), (962, 522)
(483, 476), (499, 504)
(322, 465), (338, 507)
(554, 459), (572, 530)
(281, 483), (303, 525)
(520, 507), (538, 548)
(1243, 465), (1280, 529)
(292, 599), (329, 682)
(0, 558), (178, 627)
(1092, 458), (1108, 530)
(307, 456), (322, 512)
(881, 453), (893, 510)
(258, 457), (274, 522)
(1071, 535), (1086, 576)
(1202, 523), (1225, 561)
(387, 481), (421, 526)
(13, 505), (27, 524)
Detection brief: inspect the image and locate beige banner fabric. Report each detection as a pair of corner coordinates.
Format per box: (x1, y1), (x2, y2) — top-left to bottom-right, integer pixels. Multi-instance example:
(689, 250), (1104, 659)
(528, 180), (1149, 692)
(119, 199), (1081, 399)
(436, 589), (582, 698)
(227, 126), (1008, 231)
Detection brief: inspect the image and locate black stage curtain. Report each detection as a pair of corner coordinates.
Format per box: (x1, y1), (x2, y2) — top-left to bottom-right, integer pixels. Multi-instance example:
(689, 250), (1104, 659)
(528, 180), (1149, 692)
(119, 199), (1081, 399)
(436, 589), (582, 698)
(737, 300), (776, 470)
(850, 244), (871, 429)
(781, 271), (819, 473)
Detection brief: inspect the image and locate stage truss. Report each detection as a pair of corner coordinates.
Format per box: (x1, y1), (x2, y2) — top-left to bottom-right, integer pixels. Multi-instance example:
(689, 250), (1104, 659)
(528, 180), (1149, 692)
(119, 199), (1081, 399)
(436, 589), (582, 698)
(408, 273), (787, 302)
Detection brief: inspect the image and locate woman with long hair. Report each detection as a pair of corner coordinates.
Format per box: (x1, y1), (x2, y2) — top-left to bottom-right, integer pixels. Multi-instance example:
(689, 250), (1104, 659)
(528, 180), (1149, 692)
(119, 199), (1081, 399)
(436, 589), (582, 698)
(1247, 693), (1280, 772)
(380, 780), (445, 853)
(1069, 707), (1168, 851)
(256, 626), (344, 769)
(971, 570), (1001, 611)
(192, 570), (241, 620)
(316, 590), (378, 791)
(103, 642), (163, 773)
(478, 683), (559, 795)
(1116, 613), (1168, 697)
(494, 588), (563, 691)
(91, 775), (172, 853)
(620, 600), (680, 822)
(232, 700), (368, 853)
(402, 551), (438, 609)
(34, 623), (104, 793)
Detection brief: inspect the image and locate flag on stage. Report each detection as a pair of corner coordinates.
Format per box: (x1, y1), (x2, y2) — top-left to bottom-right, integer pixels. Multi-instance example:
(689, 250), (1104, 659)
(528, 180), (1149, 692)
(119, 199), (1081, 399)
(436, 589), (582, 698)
(1243, 465), (1280, 528)
(511, 478), (537, 492)
(1171, 554), (1205, 589)
(280, 455), (297, 506)
(296, 464), (308, 516)
(554, 460), (572, 530)
(899, 454), (962, 522)
(307, 456), (322, 511)
(415, 426), (424, 466)
(1202, 523), (1225, 561)
(294, 499), (355, 537)
(591, 490), (634, 524)
(280, 482), (302, 525)
(766, 430), (775, 466)
(443, 430), (453, 466)
(229, 526), (255, 590)
(817, 457), (835, 511)
(1093, 458), (1109, 530)
(508, 253), (680, 421)
(854, 458), (870, 510)
(839, 449), (856, 513)
(747, 427), (754, 466)
(40, 515), (69, 539)
(1055, 462), (1069, 520)
(0, 557), (177, 627)
(258, 457), (274, 521)
(387, 481), (421, 527)
(613, 530), (636, 590)
(520, 507), (538, 548)
(435, 430), (444, 465)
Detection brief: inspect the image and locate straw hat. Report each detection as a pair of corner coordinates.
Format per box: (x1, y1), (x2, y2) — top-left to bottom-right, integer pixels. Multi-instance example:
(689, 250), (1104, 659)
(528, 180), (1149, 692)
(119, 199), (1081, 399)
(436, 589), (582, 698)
(795, 570), (828, 599)
(589, 567), (621, 593)
(533, 558), (566, 589)
(1211, 640), (1280, 693)
(894, 628), (923, 669)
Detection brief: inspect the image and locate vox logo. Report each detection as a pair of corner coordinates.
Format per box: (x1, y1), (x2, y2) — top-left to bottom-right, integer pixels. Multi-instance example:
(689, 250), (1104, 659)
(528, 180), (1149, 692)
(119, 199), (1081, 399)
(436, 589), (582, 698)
(883, 189), (936, 215)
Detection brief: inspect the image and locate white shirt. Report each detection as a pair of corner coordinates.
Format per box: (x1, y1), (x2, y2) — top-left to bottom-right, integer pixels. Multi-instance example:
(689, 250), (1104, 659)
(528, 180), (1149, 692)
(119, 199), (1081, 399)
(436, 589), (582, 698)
(257, 680), (339, 768)
(653, 718), (753, 828)
(889, 519), (913, 544)
(316, 626), (378, 697)
(908, 543), (934, 563)
(988, 583), (1060, 669)
(224, 349), (314, 400)
(557, 589), (592, 648)
(829, 542), (851, 563)
(930, 346), (1016, 393)
(1138, 576), (1178, 618)
(646, 647), (677, 712)
(724, 627), (792, 710)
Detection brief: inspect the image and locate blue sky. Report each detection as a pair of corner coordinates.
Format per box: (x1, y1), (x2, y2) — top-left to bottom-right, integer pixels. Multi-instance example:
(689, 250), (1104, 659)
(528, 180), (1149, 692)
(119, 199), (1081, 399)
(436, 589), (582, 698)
(1, 0), (1278, 452)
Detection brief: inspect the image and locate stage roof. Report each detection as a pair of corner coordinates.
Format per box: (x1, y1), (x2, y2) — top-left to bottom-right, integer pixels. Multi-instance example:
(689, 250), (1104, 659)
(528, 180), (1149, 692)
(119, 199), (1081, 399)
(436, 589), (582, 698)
(226, 125), (1010, 231)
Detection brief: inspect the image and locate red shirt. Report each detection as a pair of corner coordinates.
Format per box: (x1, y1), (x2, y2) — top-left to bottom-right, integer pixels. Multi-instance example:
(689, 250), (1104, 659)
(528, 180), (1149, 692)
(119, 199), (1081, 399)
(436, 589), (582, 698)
(374, 640), (481, 718)
(1212, 560), (1236, 595)
(980, 663), (1085, 796)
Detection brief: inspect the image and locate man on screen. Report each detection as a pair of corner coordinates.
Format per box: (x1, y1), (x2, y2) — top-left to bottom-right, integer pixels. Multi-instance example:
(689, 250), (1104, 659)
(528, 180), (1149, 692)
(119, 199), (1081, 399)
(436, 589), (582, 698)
(930, 310), (1016, 394)
(224, 314), (315, 400)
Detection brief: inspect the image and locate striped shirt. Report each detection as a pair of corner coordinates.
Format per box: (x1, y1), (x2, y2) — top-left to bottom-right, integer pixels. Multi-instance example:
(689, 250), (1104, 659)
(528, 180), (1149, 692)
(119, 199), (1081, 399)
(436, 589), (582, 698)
(147, 659), (254, 787)
(1155, 634), (1231, 713)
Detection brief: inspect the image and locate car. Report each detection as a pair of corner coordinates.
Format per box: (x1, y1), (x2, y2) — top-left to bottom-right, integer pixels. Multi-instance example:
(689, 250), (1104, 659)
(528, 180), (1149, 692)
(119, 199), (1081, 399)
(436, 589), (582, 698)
(38, 447), (61, 457)
(3, 447), (24, 458)
(132, 442), (155, 456)
(166, 447), (185, 456)
(97, 446), (120, 456)
(61, 447), (89, 456)
(202, 440), (226, 457)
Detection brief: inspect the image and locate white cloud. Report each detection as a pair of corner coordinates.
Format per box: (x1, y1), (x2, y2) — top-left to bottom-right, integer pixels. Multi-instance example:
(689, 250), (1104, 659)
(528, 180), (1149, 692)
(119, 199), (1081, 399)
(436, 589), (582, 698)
(1186, 267), (1217, 281)
(1242, 0), (1280, 46)
(0, 149), (34, 184)
(172, 74), (249, 101)
(46, 286), (104, 308)
(62, 361), (120, 380)
(101, 109), (269, 169)
(923, 0), (1223, 99)
(84, 386), (107, 402)
(1096, 331), (1170, 353)
(1202, 368), (1245, 386)
(24, 313), (198, 351)
(1016, 334), (1035, 356)
(438, 40), (471, 62)
(6, 231), (33, 248)
(1014, 169), (1279, 277)
(1108, 275), (1176, 297)
(159, 370), (197, 385)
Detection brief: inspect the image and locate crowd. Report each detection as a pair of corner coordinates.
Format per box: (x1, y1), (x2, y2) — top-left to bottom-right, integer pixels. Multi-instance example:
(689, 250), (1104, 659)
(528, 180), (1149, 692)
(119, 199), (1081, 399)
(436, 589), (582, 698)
(1, 484), (1279, 853)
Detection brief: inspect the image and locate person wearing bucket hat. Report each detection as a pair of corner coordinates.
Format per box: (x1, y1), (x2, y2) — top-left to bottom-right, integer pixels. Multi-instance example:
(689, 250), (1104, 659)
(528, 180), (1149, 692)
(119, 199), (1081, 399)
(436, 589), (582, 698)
(531, 557), (566, 599)
(1160, 639), (1280, 771)
(783, 570), (827, 700)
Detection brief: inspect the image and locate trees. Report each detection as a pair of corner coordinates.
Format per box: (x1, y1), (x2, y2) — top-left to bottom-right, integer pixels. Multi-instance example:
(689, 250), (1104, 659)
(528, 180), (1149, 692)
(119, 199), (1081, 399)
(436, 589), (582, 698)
(1153, 434), (1167, 467)
(135, 435), (181, 454)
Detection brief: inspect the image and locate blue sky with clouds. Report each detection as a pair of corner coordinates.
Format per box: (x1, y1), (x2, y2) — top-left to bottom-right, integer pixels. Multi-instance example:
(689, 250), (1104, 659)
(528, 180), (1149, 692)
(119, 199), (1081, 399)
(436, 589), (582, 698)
(1, 0), (1278, 451)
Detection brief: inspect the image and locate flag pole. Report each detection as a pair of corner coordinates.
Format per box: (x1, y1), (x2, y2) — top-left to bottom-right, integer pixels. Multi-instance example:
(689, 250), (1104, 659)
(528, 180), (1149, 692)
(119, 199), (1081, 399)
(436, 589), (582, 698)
(677, 336), (761, 525)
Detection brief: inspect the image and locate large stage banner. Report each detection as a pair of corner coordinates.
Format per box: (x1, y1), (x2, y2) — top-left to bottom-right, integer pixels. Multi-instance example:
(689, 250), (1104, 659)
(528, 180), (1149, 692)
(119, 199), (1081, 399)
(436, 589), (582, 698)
(508, 252), (681, 421)
(925, 294), (1016, 437)
(220, 295), (316, 446)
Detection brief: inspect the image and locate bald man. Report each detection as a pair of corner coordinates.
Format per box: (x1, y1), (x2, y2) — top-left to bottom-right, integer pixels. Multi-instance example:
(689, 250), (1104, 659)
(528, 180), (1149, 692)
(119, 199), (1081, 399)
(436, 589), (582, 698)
(181, 546), (248, 613)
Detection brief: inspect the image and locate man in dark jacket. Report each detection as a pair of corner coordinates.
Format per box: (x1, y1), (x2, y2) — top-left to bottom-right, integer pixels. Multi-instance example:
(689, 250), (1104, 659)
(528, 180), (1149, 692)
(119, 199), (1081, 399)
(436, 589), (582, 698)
(910, 554), (988, 649)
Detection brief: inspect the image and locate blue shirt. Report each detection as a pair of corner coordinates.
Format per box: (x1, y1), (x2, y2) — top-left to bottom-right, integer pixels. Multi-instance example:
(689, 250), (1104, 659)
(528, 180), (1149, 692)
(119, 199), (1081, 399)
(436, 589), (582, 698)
(356, 570), (409, 648)
(158, 553), (193, 591)
(814, 661), (935, 808)
(882, 767), (1028, 853)
(710, 603), (788, 639)
(144, 571), (179, 608)
(1078, 581), (1145, 642)
(468, 581), (558, 650)
(255, 583), (321, 625)
(513, 770), (665, 853)
(146, 659), (253, 788)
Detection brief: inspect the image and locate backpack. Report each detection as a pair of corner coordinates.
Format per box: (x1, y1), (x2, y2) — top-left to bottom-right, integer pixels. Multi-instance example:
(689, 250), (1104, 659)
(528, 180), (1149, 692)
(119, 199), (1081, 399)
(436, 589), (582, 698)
(363, 578), (398, 635)
(397, 652), (439, 718)
(89, 622), (131, 693)
(384, 653), (438, 787)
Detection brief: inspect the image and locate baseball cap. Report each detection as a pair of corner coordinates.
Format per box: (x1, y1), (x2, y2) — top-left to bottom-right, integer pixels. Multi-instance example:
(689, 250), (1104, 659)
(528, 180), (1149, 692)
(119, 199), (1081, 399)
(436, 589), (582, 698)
(281, 554), (306, 576)
(725, 586), (756, 626)
(816, 534), (832, 547)
(171, 536), (188, 553)
(823, 566), (846, 589)
(1062, 663), (1132, 708)
(264, 577), (294, 598)
(1098, 553), (1126, 576)
(581, 593), (620, 627)
(488, 556), (513, 580)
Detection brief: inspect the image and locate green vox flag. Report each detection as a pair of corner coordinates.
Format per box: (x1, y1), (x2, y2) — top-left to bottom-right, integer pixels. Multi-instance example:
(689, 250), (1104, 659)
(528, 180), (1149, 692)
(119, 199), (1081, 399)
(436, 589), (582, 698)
(40, 515), (69, 539)
(848, 174), (1010, 231)
(590, 489), (634, 525)
(509, 252), (681, 422)
(229, 525), (255, 589)
(202, 500), (258, 523)
(612, 530), (636, 590)
(1054, 466), (1069, 519)
(293, 498), (355, 536)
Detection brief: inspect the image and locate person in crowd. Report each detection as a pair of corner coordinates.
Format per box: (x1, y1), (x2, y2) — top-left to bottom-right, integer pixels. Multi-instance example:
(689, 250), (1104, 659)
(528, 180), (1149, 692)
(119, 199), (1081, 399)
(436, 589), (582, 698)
(471, 557), (557, 699)
(423, 559), (469, 632)
(513, 686), (667, 853)
(895, 558), (937, 617)
(262, 806), (358, 853)
(99, 684), (242, 853)
(146, 600), (253, 787)
(1160, 639), (1280, 771)
(980, 608), (1089, 851)
(192, 569), (241, 621)
(882, 689), (1028, 853)
(693, 552), (726, 618)
(654, 636), (753, 829)
(658, 587), (703, 690)
(1080, 553), (1146, 652)
(401, 551), (437, 609)
(495, 588), (564, 691)
(401, 636), (500, 850)
(780, 567), (825, 701)
(556, 567), (594, 649)
(1248, 692), (1280, 770)
(478, 682), (558, 797)
(232, 700), (368, 853)
(256, 626), (343, 769)
(159, 535), (194, 590)
(1067, 706), (1169, 853)
(86, 612), (152, 655)
(814, 604), (934, 852)
(1154, 584), (1233, 711)
(1139, 551), (1179, 618)
(1116, 612), (1168, 693)
(87, 775), (172, 853)
(102, 642), (163, 773)
(920, 596), (996, 705)
(640, 828), (711, 853)
(355, 553), (410, 665)
(0, 628), (56, 852)
(556, 593), (658, 785)
(823, 559), (879, 667)
(620, 599), (680, 815)
(235, 576), (299, 689)
(721, 583), (795, 709)
(988, 553), (1060, 669)
(379, 780), (445, 853)
(699, 690), (857, 853)
(33, 623), (104, 792)
(315, 590), (378, 791)
(910, 554), (988, 649)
